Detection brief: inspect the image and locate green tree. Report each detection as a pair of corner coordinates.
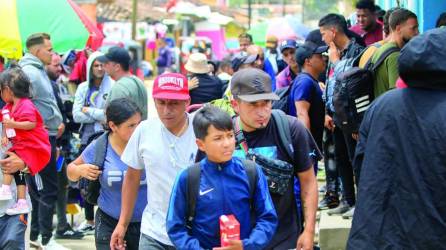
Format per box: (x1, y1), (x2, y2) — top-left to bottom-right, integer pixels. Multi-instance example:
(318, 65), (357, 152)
(303, 0), (339, 20)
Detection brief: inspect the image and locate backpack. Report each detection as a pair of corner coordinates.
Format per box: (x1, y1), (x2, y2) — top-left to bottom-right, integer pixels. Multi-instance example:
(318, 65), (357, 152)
(185, 159), (258, 230)
(271, 84), (293, 114)
(333, 46), (399, 133)
(79, 131), (108, 205)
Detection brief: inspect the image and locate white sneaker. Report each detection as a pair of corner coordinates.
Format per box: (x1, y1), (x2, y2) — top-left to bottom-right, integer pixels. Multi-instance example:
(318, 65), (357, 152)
(76, 221), (95, 235)
(42, 238), (70, 250)
(0, 187), (12, 200)
(30, 236), (42, 249)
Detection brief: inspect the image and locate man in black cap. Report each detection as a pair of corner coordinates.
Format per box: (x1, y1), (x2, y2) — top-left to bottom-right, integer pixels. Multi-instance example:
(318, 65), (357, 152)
(305, 30), (340, 211)
(99, 46), (148, 119)
(276, 39), (299, 89)
(348, 27), (446, 250)
(290, 42), (327, 153)
(230, 68), (320, 250)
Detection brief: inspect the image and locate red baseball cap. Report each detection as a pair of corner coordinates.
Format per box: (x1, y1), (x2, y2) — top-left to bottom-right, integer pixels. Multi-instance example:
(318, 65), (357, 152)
(152, 73), (190, 100)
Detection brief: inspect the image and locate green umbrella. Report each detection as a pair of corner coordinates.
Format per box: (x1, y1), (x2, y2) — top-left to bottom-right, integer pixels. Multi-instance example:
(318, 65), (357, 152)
(248, 22), (268, 47)
(0, 0), (98, 59)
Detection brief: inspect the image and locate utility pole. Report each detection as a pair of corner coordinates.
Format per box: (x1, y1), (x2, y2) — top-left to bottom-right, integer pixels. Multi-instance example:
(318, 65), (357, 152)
(282, 0), (286, 16)
(131, 0), (137, 40)
(248, 0), (252, 29)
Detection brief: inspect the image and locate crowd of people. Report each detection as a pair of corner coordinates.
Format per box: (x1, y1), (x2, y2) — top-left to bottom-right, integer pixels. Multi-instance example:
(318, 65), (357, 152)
(0, 1), (446, 249)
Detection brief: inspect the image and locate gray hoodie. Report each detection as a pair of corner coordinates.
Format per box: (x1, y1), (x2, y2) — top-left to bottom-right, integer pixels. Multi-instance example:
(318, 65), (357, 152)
(19, 53), (62, 136)
(73, 51), (113, 145)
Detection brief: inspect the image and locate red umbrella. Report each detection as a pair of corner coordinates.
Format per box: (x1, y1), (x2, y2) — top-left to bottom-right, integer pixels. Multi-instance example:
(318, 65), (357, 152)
(68, 0), (104, 50)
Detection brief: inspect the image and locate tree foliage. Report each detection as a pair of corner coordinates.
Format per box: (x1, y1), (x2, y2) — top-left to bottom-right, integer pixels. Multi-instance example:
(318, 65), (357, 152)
(302, 0), (339, 20)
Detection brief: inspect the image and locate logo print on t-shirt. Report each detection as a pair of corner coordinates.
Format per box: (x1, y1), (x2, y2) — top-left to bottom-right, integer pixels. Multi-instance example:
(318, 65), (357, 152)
(234, 146), (277, 159)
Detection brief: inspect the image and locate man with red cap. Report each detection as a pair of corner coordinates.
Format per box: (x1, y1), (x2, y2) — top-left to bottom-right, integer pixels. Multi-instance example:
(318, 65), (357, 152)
(110, 73), (197, 250)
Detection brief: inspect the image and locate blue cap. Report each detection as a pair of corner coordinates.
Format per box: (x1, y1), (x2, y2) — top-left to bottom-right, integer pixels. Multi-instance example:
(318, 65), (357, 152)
(280, 39), (297, 53)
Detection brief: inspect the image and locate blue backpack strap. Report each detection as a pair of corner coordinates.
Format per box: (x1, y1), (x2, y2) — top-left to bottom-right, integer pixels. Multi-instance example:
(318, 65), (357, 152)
(186, 163), (201, 230)
(271, 110), (294, 164)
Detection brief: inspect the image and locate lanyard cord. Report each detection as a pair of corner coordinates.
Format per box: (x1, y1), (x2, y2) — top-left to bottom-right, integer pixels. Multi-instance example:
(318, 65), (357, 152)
(235, 116), (249, 155)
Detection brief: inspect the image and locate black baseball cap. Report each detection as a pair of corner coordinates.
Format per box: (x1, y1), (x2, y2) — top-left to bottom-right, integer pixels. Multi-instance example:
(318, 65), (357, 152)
(295, 42), (328, 66)
(305, 29), (325, 47)
(280, 39), (298, 53)
(97, 46), (130, 69)
(230, 68), (279, 102)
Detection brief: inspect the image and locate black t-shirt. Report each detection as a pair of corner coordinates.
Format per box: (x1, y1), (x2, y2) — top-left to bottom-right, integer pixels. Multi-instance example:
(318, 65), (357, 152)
(234, 115), (320, 248)
(195, 114), (320, 247)
(189, 74), (224, 105)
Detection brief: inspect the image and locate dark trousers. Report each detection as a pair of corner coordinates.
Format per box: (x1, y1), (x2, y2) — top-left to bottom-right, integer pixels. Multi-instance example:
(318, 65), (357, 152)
(323, 129), (339, 194)
(139, 233), (176, 250)
(56, 162), (69, 231)
(0, 214), (27, 250)
(95, 208), (141, 250)
(27, 136), (58, 245)
(333, 127), (356, 206)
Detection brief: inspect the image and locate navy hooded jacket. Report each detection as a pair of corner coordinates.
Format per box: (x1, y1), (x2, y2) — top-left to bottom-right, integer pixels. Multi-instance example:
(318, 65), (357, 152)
(348, 27), (446, 249)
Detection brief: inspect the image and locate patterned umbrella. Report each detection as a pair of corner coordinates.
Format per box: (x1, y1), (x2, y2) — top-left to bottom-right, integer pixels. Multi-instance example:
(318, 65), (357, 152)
(0, 0), (104, 59)
(266, 17), (309, 41)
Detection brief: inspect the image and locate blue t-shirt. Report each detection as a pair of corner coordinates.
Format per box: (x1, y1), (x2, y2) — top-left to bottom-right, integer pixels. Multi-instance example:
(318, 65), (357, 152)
(263, 59), (277, 91)
(82, 140), (147, 222)
(288, 72), (325, 148)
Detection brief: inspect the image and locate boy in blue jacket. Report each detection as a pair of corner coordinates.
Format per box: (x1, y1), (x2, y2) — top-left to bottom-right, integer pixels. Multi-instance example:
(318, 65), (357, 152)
(167, 106), (277, 250)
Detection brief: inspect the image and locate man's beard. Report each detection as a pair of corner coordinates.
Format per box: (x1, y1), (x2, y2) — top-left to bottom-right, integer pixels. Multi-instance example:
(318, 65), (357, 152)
(402, 35), (412, 45)
(46, 71), (59, 81)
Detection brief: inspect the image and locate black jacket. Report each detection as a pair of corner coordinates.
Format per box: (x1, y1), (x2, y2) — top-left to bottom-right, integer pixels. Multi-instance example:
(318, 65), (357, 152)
(348, 88), (446, 249)
(189, 74), (224, 105)
(349, 28), (446, 249)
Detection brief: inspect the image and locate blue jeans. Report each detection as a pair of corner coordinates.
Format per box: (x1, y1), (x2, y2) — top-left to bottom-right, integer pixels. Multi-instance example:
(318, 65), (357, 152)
(139, 233), (175, 250)
(0, 214), (27, 250)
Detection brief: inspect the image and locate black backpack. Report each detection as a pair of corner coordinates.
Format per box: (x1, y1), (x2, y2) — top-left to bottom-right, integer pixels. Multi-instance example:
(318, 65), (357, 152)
(79, 131), (108, 205)
(271, 84), (293, 114)
(185, 160), (258, 230)
(333, 46), (399, 133)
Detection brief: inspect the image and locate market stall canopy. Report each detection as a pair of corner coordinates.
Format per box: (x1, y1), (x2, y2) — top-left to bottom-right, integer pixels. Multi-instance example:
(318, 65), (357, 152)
(0, 0), (104, 59)
(167, 1), (212, 19)
(208, 12), (233, 25)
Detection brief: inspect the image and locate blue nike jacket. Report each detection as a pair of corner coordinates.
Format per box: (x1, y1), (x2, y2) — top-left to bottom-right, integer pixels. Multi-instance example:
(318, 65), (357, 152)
(167, 157), (278, 250)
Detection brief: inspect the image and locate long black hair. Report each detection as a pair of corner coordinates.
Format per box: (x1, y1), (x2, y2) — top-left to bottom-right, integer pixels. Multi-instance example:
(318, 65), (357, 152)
(0, 67), (32, 98)
(105, 98), (141, 129)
